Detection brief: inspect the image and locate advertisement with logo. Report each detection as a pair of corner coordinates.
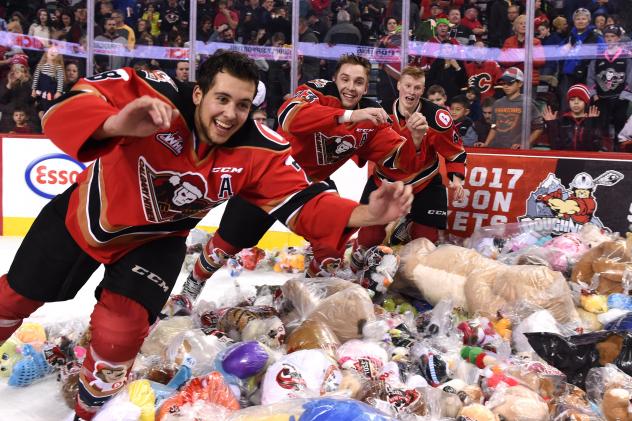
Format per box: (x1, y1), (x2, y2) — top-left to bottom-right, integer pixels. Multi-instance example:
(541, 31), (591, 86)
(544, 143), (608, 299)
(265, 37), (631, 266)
(0, 137), (366, 241)
(447, 150), (632, 236)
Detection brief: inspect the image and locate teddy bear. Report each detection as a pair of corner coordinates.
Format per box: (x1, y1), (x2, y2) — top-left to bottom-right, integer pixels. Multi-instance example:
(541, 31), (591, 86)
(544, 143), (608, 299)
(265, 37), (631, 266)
(489, 385), (549, 421)
(571, 233), (632, 295)
(458, 404), (499, 421)
(602, 387), (632, 421)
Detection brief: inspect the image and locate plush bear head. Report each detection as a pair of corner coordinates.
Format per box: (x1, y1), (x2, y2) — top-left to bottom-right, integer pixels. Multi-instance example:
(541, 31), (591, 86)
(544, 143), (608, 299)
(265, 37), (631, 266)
(602, 387), (632, 421)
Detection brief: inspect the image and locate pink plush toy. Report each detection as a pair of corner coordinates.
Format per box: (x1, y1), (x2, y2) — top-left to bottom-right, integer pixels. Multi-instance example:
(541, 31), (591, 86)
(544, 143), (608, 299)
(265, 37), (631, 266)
(542, 233), (588, 272)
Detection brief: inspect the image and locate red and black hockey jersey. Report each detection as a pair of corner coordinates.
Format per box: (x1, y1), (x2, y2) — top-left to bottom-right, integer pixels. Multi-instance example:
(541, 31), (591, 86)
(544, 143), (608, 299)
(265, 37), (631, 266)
(372, 98), (467, 194)
(277, 79), (425, 182)
(464, 60), (503, 100)
(43, 68), (358, 263)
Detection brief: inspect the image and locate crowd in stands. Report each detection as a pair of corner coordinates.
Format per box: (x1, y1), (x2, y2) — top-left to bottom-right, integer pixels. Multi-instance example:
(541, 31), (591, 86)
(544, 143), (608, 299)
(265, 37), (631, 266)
(0, 0), (631, 151)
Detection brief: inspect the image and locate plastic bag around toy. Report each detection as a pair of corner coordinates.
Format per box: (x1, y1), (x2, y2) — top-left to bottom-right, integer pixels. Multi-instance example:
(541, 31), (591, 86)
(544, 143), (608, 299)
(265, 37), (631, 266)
(465, 262), (581, 325)
(550, 383), (605, 421)
(141, 317), (194, 357)
(228, 397), (396, 421)
(160, 402), (235, 421)
(164, 329), (226, 376)
(466, 220), (555, 259)
(486, 384), (549, 421)
(93, 379), (156, 421)
(570, 234), (632, 295)
(585, 364), (632, 406)
(280, 277), (357, 320)
(286, 319), (341, 358)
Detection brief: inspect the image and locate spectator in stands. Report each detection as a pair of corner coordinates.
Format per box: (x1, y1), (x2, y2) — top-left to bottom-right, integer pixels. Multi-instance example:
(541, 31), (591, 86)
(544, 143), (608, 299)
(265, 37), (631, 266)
(198, 15), (214, 42)
(487, 0), (513, 48)
(141, 3), (162, 38)
(542, 83), (602, 151)
(464, 40), (503, 101)
(474, 96), (495, 141)
(306, 10), (329, 42)
(267, 6), (291, 42)
(591, 0), (619, 17)
(166, 30), (186, 47)
(251, 108), (269, 126)
(31, 46), (64, 118)
(593, 13), (607, 34)
(558, 8), (605, 112)
(210, 25), (237, 43)
(450, 94), (478, 145)
(267, 31), (291, 119)
(63, 60), (80, 92)
(174, 60), (189, 82)
(8, 106), (36, 134)
(465, 86), (483, 121)
(375, 17), (401, 111)
(587, 24), (632, 145)
(257, 0), (274, 30)
(73, 3), (88, 36)
(299, 17), (321, 83)
(426, 40), (468, 100)
(324, 10), (362, 44)
(537, 21), (561, 87)
(414, 2), (445, 41)
(136, 18), (151, 41)
(111, 9), (136, 49)
(161, 0), (187, 35)
(501, 14), (545, 86)
(461, 6), (486, 41)
(426, 84), (448, 106)
(55, 9), (82, 43)
(448, 7), (474, 45)
(0, 55), (34, 124)
(214, 0), (239, 32)
(475, 67), (544, 149)
(29, 8), (52, 41)
(9, 12), (27, 34)
(95, 17), (127, 71)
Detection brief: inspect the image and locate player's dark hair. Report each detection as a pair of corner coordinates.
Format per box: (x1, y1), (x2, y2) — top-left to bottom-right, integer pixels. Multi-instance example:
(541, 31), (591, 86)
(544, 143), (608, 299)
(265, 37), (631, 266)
(334, 54), (371, 78)
(449, 94), (470, 109)
(197, 50), (259, 96)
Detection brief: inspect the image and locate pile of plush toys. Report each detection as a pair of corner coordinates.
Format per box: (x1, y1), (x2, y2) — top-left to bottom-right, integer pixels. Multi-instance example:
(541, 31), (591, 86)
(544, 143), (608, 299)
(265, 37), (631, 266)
(3, 223), (632, 421)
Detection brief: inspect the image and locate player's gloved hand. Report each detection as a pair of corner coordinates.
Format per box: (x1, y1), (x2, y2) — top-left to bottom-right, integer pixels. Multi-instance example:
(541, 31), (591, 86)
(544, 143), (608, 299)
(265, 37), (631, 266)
(366, 181), (413, 225)
(350, 107), (390, 126)
(95, 96), (180, 139)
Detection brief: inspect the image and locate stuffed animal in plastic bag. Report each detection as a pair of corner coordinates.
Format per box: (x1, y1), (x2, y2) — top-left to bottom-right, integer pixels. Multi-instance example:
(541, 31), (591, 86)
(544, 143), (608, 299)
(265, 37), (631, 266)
(541, 233), (588, 273)
(488, 385), (549, 421)
(458, 404), (499, 421)
(571, 234), (632, 295)
(601, 387), (632, 421)
(261, 349), (341, 405)
(356, 245), (400, 296)
(0, 338), (21, 378)
(336, 340), (388, 381)
(218, 306), (285, 348)
(273, 248), (306, 273)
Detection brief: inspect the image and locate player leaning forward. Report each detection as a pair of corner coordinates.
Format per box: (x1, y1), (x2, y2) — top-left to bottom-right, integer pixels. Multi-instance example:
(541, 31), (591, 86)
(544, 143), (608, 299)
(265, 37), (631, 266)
(177, 54), (432, 305)
(0, 51), (412, 420)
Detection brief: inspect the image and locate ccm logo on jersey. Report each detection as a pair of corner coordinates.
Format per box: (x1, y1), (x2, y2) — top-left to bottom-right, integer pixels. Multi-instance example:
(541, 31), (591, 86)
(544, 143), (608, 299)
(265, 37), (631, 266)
(435, 109), (453, 129)
(25, 153), (87, 199)
(212, 167), (243, 173)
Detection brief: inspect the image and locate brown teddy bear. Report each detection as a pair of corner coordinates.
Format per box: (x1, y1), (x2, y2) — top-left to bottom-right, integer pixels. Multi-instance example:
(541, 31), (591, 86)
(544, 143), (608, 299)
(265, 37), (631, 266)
(571, 234), (632, 295)
(458, 404), (499, 421)
(602, 387), (632, 421)
(490, 385), (549, 421)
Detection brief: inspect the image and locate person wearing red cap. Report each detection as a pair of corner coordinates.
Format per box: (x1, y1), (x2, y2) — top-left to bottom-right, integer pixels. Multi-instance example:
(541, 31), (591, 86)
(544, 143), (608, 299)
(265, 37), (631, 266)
(542, 83), (602, 151)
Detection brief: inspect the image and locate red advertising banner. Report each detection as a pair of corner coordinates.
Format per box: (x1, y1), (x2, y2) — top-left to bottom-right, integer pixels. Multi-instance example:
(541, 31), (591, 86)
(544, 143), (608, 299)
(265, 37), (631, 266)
(447, 149), (632, 237)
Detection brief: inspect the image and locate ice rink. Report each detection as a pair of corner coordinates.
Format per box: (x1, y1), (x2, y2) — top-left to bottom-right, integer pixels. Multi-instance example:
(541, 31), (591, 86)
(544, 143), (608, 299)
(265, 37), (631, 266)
(0, 236), (293, 420)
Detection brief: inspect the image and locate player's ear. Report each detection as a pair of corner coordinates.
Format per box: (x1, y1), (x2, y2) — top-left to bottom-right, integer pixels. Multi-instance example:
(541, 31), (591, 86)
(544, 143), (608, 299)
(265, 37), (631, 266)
(192, 85), (203, 106)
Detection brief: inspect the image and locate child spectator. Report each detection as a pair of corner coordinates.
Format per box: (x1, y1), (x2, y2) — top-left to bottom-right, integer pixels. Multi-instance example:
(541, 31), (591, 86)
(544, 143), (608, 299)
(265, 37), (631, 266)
(426, 84), (448, 106)
(474, 97), (495, 141)
(542, 83), (602, 151)
(31, 45), (65, 118)
(0, 55), (34, 130)
(9, 106), (36, 134)
(465, 86), (482, 121)
(475, 67), (544, 149)
(450, 94), (478, 146)
(586, 24), (632, 143)
(251, 109), (269, 127)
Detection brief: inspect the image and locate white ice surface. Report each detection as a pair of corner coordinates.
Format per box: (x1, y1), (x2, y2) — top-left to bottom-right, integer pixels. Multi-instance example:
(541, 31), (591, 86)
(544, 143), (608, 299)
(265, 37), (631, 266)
(0, 236), (293, 420)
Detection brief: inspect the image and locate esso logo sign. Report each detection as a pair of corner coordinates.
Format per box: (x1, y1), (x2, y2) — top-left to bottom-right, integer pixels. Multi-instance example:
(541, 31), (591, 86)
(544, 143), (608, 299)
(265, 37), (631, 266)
(25, 153), (86, 199)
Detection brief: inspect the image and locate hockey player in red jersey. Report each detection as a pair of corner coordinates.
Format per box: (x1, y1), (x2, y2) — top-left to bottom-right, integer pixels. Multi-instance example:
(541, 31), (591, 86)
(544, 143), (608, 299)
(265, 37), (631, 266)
(175, 54), (431, 303)
(0, 51), (412, 420)
(352, 65), (467, 271)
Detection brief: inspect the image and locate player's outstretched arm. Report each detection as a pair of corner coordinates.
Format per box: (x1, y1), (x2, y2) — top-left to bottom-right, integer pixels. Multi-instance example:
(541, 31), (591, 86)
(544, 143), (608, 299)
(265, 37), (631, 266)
(93, 95), (179, 140)
(347, 181), (413, 227)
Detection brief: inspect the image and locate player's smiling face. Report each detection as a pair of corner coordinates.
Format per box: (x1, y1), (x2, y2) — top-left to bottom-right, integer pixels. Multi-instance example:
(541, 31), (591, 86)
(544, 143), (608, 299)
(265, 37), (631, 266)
(397, 75), (424, 110)
(333, 63), (368, 109)
(193, 71), (255, 145)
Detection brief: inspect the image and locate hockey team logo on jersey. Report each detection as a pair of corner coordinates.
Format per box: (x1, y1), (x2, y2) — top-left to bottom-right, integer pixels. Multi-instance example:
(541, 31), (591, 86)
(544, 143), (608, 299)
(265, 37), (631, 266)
(142, 70), (178, 91)
(85, 68), (130, 82)
(519, 170), (623, 233)
(468, 73), (493, 94)
(314, 132), (357, 166)
(308, 79), (329, 88)
(156, 132), (184, 156)
(138, 157), (219, 223)
(435, 109), (452, 129)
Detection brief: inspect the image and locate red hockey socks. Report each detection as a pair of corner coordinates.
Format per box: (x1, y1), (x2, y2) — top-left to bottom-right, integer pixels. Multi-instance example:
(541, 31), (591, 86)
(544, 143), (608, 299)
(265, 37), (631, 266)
(0, 274), (44, 342)
(75, 290), (149, 420)
(410, 222), (439, 243)
(191, 233), (241, 282)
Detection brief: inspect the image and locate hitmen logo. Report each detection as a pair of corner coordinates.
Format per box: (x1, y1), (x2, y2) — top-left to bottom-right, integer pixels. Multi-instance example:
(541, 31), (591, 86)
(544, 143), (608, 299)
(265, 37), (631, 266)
(519, 170), (623, 233)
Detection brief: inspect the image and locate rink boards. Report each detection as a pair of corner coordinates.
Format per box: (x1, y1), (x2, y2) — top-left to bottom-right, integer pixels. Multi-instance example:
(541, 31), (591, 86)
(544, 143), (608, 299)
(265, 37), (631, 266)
(1, 135), (631, 245)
